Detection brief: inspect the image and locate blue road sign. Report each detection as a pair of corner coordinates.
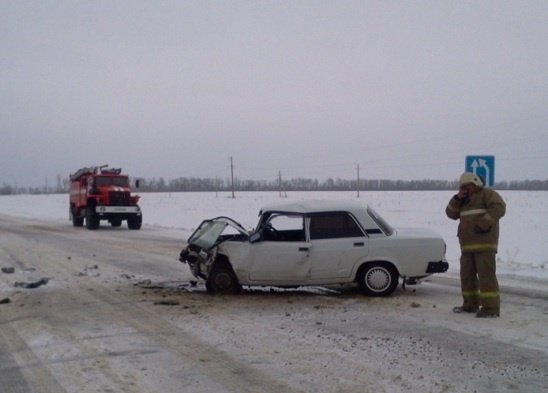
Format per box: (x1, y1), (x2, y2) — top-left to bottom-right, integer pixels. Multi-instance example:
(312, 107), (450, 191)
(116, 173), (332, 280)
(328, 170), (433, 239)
(465, 155), (495, 187)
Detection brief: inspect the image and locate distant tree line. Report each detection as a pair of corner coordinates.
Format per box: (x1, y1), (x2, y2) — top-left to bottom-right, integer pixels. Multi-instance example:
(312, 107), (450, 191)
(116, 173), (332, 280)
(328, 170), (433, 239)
(136, 177), (548, 192)
(1, 177), (547, 195)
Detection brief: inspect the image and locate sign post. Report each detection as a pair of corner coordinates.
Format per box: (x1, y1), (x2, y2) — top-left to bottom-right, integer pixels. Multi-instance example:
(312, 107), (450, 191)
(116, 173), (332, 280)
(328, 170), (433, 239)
(465, 155), (495, 187)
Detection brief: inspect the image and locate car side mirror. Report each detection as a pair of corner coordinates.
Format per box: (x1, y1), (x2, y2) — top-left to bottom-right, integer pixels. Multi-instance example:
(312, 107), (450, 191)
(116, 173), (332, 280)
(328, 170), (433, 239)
(249, 231), (261, 243)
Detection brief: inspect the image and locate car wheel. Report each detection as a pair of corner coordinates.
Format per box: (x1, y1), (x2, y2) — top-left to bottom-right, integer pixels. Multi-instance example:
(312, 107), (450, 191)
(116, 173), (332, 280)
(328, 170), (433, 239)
(207, 263), (240, 294)
(357, 262), (398, 297)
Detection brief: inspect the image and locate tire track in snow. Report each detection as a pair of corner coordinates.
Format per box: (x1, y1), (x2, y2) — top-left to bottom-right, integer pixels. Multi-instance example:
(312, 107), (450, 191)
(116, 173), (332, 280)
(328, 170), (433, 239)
(0, 217), (306, 393)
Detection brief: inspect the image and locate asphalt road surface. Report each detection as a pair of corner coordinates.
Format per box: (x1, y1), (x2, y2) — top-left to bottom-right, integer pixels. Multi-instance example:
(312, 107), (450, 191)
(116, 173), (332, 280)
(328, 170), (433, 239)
(1, 215), (547, 393)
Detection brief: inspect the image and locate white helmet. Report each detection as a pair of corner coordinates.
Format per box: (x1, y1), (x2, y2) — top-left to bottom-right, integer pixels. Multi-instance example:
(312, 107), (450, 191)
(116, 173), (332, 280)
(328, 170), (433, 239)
(459, 172), (483, 187)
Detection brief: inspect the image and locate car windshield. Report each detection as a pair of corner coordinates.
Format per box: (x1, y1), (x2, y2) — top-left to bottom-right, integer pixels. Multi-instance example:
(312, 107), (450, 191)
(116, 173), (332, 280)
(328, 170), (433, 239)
(188, 221), (228, 249)
(367, 207), (394, 235)
(187, 217), (248, 250)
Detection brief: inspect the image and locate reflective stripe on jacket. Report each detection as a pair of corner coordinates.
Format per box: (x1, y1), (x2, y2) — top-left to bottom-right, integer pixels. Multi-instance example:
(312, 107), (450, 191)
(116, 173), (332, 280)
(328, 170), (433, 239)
(445, 188), (506, 253)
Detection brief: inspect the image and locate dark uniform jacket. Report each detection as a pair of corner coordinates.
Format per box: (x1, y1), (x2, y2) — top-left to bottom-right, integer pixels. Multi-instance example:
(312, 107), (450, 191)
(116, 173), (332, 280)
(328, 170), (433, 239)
(446, 187), (506, 253)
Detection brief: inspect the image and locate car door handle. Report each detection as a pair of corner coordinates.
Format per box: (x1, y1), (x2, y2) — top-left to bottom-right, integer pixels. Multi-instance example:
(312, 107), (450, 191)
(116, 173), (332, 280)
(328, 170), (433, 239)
(353, 242), (364, 247)
(299, 247), (309, 252)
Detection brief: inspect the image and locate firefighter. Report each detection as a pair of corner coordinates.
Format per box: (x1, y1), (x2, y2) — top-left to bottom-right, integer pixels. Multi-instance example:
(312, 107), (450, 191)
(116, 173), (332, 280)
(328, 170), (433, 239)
(446, 172), (506, 318)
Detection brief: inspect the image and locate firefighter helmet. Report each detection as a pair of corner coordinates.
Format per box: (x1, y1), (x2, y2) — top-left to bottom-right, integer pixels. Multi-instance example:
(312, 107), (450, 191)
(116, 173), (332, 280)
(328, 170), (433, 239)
(459, 172), (483, 187)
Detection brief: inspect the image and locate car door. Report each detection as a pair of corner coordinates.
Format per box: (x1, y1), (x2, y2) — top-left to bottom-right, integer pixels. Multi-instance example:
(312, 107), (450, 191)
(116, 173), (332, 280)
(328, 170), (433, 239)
(247, 213), (311, 283)
(308, 212), (368, 280)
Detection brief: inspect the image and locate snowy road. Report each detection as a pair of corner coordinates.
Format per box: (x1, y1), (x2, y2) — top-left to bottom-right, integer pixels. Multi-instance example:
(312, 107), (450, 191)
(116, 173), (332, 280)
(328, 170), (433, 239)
(1, 215), (547, 393)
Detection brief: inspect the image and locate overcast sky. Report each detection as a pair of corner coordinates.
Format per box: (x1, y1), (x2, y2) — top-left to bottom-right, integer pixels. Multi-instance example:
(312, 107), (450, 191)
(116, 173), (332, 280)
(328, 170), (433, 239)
(1, 1), (547, 188)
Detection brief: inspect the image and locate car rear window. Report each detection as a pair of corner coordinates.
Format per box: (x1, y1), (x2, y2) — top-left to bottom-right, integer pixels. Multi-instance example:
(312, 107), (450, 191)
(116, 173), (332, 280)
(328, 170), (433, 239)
(366, 207), (394, 236)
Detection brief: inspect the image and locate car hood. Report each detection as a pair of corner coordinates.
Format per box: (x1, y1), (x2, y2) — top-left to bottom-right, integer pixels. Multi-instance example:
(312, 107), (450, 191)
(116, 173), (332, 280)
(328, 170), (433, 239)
(187, 216), (249, 250)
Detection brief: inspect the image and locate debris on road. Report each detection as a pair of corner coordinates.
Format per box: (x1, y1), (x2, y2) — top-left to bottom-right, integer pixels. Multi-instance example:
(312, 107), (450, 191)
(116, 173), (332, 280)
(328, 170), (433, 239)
(74, 265), (100, 277)
(0, 297), (10, 304)
(135, 279), (198, 292)
(1, 267), (15, 274)
(153, 300), (180, 306)
(14, 278), (50, 289)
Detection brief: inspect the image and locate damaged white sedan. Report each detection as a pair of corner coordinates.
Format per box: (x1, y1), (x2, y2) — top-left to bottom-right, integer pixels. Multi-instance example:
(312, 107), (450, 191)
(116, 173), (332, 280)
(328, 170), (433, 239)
(179, 200), (448, 296)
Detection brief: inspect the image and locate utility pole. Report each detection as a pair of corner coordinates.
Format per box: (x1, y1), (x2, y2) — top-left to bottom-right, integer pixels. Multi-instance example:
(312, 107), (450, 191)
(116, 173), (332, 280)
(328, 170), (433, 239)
(278, 171), (283, 197)
(356, 164), (360, 198)
(230, 157), (235, 199)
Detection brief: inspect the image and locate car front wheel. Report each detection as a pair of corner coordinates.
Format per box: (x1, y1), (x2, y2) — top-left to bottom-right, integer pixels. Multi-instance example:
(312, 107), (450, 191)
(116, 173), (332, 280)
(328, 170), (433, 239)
(357, 262), (398, 297)
(206, 263), (240, 294)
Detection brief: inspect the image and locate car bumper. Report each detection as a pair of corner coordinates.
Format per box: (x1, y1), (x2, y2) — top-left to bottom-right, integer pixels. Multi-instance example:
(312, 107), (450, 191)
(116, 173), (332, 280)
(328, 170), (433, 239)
(96, 206), (141, 214)
(426, 260), (449, 273)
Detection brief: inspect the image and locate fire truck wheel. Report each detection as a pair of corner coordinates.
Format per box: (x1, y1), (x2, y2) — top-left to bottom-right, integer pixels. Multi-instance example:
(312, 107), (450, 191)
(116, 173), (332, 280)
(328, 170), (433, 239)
(86, 209), (100, 230)
(73, 216), (84, 227)
(127, 215), (142, 230)
(70, 206), (84, 227)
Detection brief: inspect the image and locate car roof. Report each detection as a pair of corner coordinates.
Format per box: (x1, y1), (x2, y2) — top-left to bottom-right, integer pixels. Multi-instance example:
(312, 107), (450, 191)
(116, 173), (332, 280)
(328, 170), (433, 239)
(260, 200), (370, 214)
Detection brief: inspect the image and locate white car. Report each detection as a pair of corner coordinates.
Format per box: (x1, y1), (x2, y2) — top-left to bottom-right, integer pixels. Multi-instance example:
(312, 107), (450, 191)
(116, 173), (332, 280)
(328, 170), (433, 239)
(179, 200), (448, 296)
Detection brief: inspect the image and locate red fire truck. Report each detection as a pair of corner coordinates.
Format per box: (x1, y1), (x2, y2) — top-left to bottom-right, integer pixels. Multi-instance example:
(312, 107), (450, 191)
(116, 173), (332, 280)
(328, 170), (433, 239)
(69, 165), (142, 230)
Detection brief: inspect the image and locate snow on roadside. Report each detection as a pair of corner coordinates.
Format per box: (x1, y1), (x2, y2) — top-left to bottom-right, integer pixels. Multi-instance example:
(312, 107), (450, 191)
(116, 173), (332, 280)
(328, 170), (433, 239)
(1, 190), (547, 281)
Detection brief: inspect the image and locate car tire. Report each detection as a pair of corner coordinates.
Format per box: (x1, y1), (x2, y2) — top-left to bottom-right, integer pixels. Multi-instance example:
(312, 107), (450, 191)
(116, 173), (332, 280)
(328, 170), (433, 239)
(357, 262), (399, 297)
(206, 263), (240, 294)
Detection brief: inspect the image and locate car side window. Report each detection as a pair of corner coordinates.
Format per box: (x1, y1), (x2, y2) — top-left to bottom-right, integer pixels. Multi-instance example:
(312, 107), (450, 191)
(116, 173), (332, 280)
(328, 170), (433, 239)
(309, 212), (365, 240)
(262, 214), (306, 242)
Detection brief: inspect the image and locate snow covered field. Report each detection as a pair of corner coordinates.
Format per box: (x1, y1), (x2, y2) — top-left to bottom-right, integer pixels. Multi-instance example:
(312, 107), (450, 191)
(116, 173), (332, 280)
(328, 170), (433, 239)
(1, 190), (547, 281)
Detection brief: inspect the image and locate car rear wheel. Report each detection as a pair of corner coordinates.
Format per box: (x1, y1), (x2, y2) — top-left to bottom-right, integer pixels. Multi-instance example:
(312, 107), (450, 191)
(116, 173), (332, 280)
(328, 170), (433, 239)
(206, 263), (240, 294)
(357, 262), (398, 297)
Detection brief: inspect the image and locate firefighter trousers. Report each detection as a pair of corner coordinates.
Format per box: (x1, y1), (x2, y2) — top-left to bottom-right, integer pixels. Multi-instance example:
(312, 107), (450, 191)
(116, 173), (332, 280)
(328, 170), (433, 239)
(460, 251), (500, 314)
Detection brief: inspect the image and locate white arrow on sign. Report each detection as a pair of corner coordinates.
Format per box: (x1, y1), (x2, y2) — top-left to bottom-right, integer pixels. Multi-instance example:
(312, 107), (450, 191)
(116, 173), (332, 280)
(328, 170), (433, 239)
(471, 159), (490, 185)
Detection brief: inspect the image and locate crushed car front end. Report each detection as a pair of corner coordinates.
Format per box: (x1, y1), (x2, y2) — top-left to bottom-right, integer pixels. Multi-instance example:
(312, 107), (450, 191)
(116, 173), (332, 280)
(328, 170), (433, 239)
(179, 217), (249, 281)
(179, 243), (217, 280)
